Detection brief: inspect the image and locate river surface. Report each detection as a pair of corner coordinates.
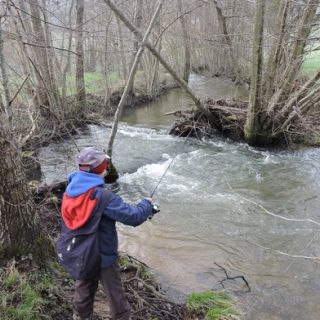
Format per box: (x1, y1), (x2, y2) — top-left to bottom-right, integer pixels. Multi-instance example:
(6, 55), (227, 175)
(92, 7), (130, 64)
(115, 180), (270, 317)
(39, 74), (320, 320)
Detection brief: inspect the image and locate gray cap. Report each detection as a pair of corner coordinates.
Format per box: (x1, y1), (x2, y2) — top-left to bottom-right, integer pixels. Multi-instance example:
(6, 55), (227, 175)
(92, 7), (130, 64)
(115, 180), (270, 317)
(76, 147), (109, 172)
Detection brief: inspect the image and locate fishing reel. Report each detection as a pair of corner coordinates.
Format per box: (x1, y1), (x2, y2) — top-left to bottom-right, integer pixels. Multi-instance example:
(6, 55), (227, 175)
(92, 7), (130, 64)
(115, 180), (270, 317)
(149, 203), (160, 219)
(152, 203), (160, 214)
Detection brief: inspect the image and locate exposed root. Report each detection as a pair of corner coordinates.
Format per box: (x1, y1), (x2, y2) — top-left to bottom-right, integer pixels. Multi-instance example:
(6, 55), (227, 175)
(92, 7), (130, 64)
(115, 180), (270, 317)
(118, 253), (189, 320)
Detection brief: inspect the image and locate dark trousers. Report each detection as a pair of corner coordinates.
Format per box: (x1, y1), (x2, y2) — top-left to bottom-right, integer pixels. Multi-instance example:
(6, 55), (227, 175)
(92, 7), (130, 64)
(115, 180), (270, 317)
(73, 260), (131, 320)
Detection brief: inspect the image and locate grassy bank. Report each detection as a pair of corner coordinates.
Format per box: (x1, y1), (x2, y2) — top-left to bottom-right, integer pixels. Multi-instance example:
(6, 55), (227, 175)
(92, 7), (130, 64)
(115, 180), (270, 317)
(65, 69), (158, 96)
(0, 255), (242, 320)
(0, 261), (72, 320)
(66, 70), (122, 95)
(187, 291), (240, 320)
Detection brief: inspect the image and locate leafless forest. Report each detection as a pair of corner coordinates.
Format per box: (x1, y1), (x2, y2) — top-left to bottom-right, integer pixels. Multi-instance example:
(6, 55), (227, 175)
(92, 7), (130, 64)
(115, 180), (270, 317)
(0, 1), (320, 319)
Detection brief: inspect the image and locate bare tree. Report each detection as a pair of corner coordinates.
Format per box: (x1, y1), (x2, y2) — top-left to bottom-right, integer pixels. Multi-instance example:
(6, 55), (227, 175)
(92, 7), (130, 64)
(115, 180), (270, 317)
(61, 0), (75, 97)
(28, 0), (59, 109)
(0, 99), (50, 261)
(116, 16), (128, 80)
(75, 0), (86, 114)
(244, 0), (266, 145)
(212, 0), (239, 80)
(177, 0), (191, 82)
(245, 0), (320, 145)
(0, 17), (11, 120)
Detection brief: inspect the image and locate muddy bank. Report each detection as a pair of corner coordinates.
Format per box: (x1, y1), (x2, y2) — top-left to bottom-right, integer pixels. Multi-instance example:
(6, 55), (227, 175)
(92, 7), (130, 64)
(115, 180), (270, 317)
(26, 177), (243, 320)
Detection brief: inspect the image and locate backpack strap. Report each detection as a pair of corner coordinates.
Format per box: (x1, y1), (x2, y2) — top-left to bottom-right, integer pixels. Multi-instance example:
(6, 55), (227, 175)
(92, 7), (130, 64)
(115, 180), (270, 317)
(64, 187), (113, 236)
(88, 187), (113, 223)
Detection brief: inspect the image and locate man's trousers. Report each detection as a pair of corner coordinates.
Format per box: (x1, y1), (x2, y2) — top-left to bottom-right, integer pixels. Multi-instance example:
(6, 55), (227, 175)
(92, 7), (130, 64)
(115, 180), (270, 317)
(73, 260), (131, 320)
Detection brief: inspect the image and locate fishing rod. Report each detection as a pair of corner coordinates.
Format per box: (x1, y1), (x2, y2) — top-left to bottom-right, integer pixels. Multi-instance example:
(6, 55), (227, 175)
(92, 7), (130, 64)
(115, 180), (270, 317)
(150, 153), (179, 198)
(148, 152), (178, 216)
(149, 111), (205, 216)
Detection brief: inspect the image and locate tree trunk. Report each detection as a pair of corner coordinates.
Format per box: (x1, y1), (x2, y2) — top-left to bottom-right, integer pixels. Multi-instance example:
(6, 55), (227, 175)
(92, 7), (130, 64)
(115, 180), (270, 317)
(130, 0), (143, 68)
(212, 0), (239, 80)
(9, 2), (35, 95)
(116, 16), (128, 80)
(28, 0), (58, 109)
(177, 0), (191, 82)
(151, 8), (161, 96)
(75, 0), (86, 114)
(128, 0), (143, 94)
(244, 0), (266, 145)
(61, 0), (75, 98)
(0, 18), (11, 120)
(267, 0), (320, 113)
(41, 0), (63, 116)
(103, 16), (112, 107)
(87, 38), (97, 73)
(0, 109), (50, 261)
(264, 0), (289, 101)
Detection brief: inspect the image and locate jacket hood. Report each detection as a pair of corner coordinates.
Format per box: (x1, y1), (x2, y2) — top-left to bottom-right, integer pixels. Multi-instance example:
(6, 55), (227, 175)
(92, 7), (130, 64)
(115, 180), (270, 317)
(62, 172), (104, 230)
(66, 171), (104, 197)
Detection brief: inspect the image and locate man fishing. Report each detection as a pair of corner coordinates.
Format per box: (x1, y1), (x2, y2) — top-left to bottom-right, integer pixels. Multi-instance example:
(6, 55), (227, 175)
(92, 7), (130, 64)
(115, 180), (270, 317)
(59, 146), (156, 320)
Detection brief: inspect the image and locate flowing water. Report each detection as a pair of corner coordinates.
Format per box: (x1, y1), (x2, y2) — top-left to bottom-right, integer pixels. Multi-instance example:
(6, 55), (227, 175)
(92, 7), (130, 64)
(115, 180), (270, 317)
(39, 74), (320, 320)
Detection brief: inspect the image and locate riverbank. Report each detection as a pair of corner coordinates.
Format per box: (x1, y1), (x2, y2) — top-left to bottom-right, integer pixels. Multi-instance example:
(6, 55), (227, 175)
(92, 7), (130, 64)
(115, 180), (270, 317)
(22, 79), (178, 181)
(20, 173), (243, 320)
(0, 193), (242, 320)
(168, 98), (320, 147)
(0, 254), (241, 320)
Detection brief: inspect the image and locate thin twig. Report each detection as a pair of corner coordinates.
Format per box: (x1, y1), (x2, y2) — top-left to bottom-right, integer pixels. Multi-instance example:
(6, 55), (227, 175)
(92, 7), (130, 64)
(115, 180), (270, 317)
(8, 74), (30, 106)
(223, 173), (320, 227)
(214, 262), (251, 292)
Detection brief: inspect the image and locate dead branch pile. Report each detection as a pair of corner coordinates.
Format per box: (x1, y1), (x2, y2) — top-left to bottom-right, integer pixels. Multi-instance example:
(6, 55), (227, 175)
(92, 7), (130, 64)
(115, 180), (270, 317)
(119, 253), (190, 320)
(169, 98), (320, 146)
(169, 99), (248, 141)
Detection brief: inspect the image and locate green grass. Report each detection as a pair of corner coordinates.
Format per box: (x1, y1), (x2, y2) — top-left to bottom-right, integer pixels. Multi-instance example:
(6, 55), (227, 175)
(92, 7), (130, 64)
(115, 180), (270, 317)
(65, 71), (123, 95)
(0, 265), (71, 320)
(303, 50), (320, 75)
(1, 269), (44, 320)
(187, 290), (240, 320)
(48, 68), (147, 96)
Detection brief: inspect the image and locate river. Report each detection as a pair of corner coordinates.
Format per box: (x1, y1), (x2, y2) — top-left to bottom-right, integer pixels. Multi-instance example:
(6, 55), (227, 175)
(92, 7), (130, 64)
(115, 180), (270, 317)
(39, 74), (320, 320)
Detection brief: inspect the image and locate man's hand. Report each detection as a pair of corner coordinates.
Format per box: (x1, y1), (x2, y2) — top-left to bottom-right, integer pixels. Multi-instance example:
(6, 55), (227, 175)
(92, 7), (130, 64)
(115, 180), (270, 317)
(145, 197), (153, 203)
(145, 198), (160, 219)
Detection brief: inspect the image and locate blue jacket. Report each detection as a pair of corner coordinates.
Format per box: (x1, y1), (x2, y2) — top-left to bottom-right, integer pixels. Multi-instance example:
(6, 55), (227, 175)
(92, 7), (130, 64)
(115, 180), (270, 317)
(61, 171), (153, 267)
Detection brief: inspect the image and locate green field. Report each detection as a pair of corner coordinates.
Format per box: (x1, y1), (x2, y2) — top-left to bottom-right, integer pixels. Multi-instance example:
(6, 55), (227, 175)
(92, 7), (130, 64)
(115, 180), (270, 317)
(66, 69), (146, 95)
(303, 49), (320, 75)
(66, 70), (122, 95)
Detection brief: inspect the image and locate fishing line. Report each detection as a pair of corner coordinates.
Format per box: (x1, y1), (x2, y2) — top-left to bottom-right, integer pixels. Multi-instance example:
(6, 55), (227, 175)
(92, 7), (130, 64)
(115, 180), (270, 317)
(150, 110), (205, 198)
